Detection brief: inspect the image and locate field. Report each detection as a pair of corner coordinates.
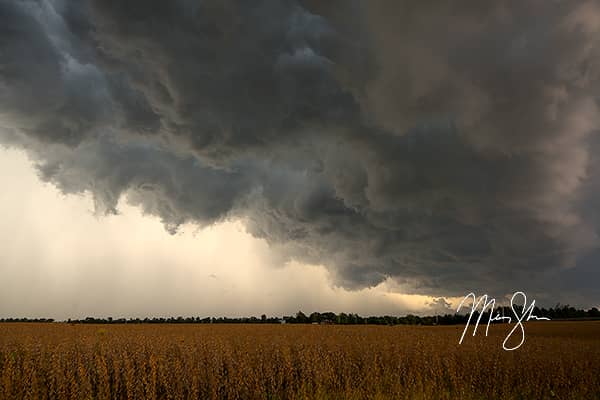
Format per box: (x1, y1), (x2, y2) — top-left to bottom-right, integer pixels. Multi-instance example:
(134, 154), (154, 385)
(0, 321), (598, 399)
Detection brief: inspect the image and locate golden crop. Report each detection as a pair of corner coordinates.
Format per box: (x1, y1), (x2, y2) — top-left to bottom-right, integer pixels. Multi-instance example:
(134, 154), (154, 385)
(0, 321), (598, 399)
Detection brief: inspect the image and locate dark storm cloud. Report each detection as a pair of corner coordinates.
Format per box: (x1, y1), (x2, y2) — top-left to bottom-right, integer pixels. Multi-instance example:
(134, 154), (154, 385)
(1, 0), (600, 302)
(0, 0), (111, 146)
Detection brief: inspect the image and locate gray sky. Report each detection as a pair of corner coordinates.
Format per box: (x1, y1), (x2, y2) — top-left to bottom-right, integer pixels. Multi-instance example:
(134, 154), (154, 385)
(1, 1), (599, 317)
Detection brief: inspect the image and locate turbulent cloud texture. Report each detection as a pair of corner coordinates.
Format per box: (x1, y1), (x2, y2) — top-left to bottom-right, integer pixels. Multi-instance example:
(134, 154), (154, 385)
(1, 0), (600, 299)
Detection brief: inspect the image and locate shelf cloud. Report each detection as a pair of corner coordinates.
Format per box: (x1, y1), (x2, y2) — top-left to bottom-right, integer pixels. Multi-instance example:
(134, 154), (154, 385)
(2, 0), (600, 300)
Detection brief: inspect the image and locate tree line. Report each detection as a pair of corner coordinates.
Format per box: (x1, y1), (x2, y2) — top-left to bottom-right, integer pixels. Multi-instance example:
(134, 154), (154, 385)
(1, 304), (598, 325)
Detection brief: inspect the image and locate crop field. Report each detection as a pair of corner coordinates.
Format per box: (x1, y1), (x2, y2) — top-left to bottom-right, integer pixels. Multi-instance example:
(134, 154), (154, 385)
(0, 321), (598, 399)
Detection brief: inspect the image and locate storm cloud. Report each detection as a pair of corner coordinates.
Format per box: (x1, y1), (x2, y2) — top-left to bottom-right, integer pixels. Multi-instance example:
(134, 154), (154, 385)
(1, 0), (600, 300)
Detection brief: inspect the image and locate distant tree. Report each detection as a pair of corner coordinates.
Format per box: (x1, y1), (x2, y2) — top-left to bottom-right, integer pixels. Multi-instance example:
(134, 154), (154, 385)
(296, 311), (308, 323)
(309, 312), (321, 323)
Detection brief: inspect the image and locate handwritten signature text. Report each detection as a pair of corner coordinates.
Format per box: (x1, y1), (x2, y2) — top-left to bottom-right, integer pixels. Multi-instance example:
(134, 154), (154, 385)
(456, 291), (550, 351)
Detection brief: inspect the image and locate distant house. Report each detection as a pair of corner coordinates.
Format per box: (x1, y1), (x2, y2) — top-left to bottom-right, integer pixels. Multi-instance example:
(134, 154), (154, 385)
(279, 319), (286, 324)
(320, 320), (333, 325)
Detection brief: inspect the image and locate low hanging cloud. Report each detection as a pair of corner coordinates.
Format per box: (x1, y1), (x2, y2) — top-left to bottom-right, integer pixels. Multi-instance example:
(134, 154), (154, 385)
(1, 0), (600, 300)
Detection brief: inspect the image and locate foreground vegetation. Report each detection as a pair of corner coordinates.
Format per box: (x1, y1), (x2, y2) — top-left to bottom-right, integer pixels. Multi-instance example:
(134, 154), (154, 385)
(0, 322), (598, 399)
